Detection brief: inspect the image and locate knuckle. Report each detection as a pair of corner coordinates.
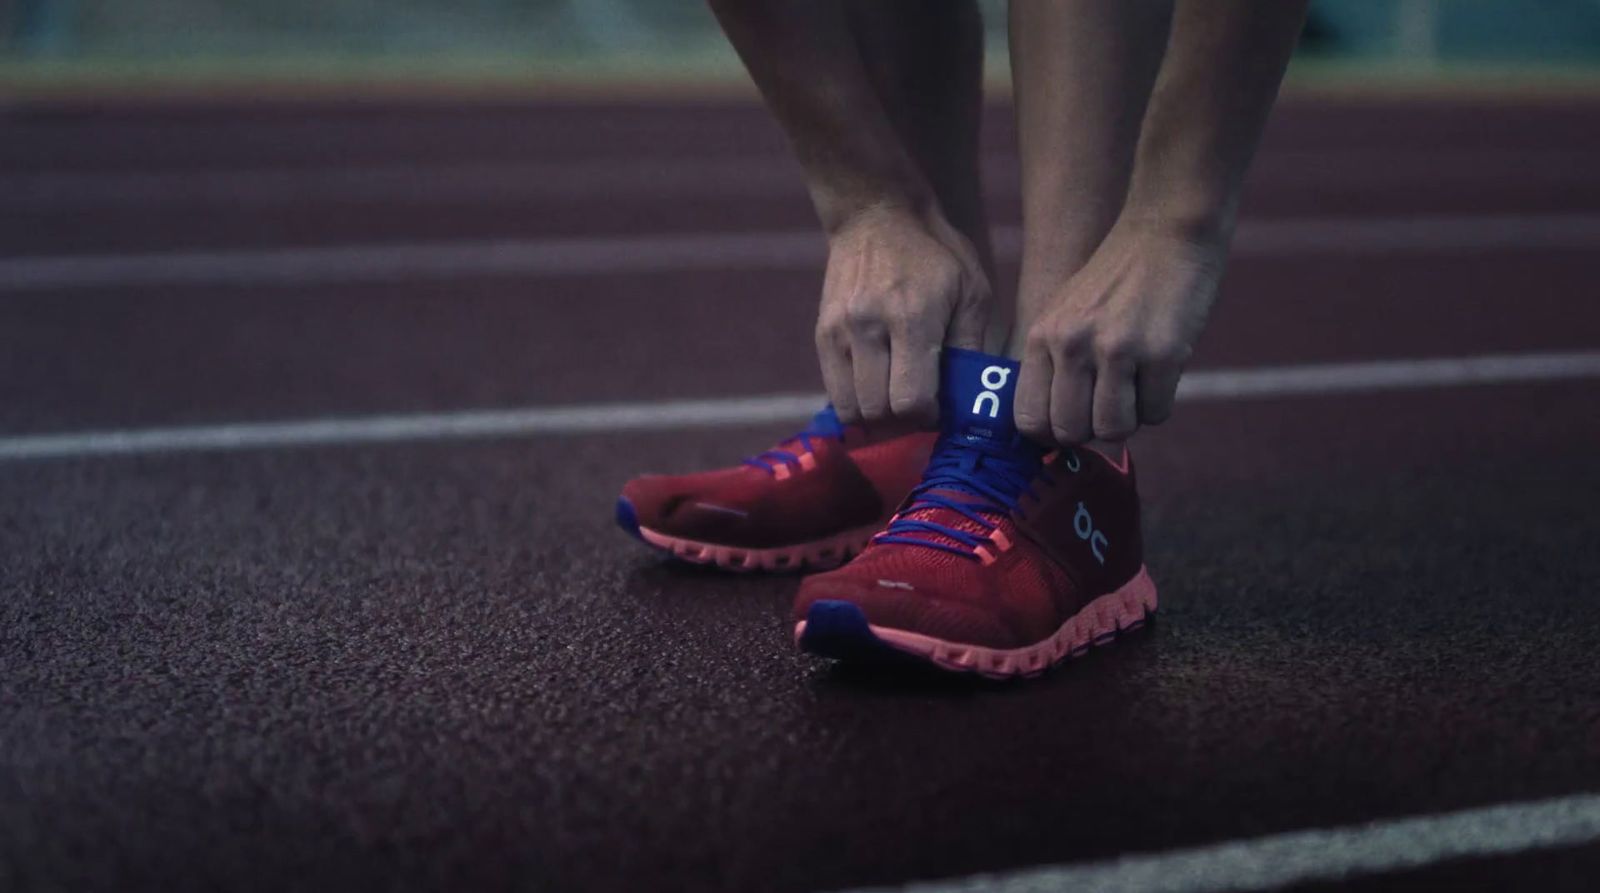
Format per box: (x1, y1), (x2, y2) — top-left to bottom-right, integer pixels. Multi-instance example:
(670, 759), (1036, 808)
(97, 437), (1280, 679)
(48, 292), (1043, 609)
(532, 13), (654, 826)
(1023, 327), (1053, 357)
(883, 302), (925, 335)
(1054, 325), (1093, 359)
(959, 285), (991, 312)
(1096, 333), (1140, 365)
(966, 272), (993, 302)
(844, 298), (886, 332)
(1149, 336), (1192, 365)
(926, 255), (963, 289)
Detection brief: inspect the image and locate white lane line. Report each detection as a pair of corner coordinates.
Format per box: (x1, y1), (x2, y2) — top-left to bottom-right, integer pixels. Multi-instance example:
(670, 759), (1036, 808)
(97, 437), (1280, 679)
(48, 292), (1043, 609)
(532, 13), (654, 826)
(0, 351), (1595, 462)
(835, 792), (1600, 893)
(4, 213), (1600, 292)
(3, 150), (1592, 205)
(0, 393), (827, 462)
(1173, 351), (1600, 399)
(0, 157), (810, 204)
(0, 231), (828, 291)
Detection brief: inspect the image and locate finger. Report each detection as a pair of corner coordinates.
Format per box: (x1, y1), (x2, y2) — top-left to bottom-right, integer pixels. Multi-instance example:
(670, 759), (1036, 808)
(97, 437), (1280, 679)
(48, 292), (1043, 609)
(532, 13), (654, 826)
(945, 292), (989, 351)
(1014, 334), (1054, 443)
(816, 329), (860, 423)
(887, 327), (940, 425)
(849, 327), (892, 422)
(1136, 362), (1183, 426)
(1091, 359), (1139, 442)
(1050, 356), (1096, 445)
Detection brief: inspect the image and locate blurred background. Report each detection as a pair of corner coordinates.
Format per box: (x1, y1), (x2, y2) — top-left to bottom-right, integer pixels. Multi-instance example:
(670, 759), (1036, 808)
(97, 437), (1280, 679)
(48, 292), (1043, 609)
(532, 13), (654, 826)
(4, 0), (1600, 91)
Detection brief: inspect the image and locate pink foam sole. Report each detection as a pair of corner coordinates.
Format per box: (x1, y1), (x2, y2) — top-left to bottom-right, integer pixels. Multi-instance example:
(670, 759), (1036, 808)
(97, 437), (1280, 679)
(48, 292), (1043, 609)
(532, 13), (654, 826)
(637, 522), (882, 573)
(795, 565), (1159, 679)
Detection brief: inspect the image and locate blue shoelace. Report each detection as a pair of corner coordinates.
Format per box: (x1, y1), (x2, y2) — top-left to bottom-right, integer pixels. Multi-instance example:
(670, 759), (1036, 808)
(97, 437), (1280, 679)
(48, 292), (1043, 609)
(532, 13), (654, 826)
(873, 434), (1049, 560)
(743, 405), (847, 474)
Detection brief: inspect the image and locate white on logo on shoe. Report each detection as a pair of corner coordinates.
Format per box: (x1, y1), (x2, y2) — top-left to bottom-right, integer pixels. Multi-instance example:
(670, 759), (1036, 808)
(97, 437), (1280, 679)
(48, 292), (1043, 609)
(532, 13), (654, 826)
(1074, 501), (1109, 565)
(970, 365), (1012, 418)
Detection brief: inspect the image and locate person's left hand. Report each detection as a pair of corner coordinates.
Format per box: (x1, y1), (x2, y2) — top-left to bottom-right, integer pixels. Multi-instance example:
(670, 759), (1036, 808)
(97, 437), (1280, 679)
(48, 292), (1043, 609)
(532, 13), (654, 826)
(1013, 222), (1226, 446)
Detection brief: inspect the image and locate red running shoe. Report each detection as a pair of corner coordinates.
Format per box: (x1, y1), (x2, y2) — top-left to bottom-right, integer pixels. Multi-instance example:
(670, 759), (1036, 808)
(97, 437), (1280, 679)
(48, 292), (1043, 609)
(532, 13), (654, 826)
(793, 348), (1157, 678)
(617, 406), (935, 572)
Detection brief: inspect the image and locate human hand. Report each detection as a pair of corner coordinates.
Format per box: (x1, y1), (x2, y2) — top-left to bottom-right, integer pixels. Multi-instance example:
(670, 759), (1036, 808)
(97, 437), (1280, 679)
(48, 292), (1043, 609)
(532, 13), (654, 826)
(815, 204), (992, 425)
(1014, 223), (1226, 445)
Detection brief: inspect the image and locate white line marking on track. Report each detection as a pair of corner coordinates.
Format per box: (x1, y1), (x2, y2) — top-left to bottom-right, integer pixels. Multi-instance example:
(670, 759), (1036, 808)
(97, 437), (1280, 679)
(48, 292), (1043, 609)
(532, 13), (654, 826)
(0, 393), (827, 462)
(0, 157), (811, 204)
(832, 792), (1600, 893)
(0, 351), (1595, 462)
(4, 213), (1599, 292)
(1173, 351), (1600, 399)
(3, 150), (1590, 205)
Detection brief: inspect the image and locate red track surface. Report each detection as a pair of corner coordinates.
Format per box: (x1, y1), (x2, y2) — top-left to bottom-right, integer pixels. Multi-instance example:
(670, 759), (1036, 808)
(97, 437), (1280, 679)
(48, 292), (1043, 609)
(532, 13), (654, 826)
(1, 94), (1598, 893)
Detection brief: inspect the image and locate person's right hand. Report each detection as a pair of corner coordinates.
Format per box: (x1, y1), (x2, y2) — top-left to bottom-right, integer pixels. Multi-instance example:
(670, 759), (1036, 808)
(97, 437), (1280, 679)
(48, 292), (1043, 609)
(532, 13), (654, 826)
(814, 204), (992, 426)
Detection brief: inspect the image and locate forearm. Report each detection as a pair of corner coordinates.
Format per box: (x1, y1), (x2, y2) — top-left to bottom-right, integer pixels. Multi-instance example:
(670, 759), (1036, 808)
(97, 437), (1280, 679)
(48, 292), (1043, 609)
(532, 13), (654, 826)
(1010, 0), (1175, 297)
(1008, 1), (1305, 446)
(847, 1), (990, 264)
(707, 0), (934, 233)
(1121, 0), (1309, 244)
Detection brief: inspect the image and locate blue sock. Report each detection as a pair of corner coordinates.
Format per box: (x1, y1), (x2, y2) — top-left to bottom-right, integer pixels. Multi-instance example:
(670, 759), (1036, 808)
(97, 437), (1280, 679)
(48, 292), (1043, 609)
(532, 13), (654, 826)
(938, 347), (1032, 451)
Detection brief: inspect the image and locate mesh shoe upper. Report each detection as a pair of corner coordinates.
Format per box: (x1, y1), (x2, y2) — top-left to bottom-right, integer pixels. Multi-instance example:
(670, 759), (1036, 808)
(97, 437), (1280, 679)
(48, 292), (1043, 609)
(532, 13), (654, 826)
(793, 349), (1145, 649)
(620, 406), (935, 550)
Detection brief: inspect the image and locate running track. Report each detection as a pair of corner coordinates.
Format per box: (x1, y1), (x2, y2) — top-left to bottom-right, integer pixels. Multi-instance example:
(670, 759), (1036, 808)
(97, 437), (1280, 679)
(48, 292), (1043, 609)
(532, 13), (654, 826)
(1, 94), (1599, 893)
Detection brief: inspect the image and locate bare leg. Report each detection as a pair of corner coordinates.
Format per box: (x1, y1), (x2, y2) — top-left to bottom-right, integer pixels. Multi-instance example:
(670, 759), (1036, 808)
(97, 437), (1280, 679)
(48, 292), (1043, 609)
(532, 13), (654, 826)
(1008, 0), (1304, 448)
(707, 0), (992, 423)
(1006, 0), (1174, 356)
(844, 0), (1001, 348)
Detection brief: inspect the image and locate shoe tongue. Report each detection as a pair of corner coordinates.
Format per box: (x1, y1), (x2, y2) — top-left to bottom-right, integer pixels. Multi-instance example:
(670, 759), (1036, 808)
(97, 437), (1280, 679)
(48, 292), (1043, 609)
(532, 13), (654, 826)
(939, 347), (1023, 447)
(804, 404), (845, 440)
(925, 348), (1041, 504)
(878, 349), (1041, 550)
(772, 404), (843, 450)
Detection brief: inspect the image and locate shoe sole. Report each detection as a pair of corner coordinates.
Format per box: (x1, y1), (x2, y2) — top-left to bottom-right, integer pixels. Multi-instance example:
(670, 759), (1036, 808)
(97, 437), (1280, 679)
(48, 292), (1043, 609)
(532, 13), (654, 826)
(617, 496), (878, 573)
(794, 565), (1158, 679)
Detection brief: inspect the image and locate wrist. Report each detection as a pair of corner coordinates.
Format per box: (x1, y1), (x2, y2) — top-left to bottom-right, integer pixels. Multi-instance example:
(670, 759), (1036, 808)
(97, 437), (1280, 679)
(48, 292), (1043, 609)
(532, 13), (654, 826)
(1119, 152), (1245, 250)
(818, 190), (941, 242)
(805, 150), (937, 238)
(1115, 188), (1238, 252)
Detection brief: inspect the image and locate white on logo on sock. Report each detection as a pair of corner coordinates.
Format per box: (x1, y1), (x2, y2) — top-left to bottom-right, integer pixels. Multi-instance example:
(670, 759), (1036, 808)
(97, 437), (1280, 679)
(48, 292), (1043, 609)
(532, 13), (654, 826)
(971, 366), (1012, 418)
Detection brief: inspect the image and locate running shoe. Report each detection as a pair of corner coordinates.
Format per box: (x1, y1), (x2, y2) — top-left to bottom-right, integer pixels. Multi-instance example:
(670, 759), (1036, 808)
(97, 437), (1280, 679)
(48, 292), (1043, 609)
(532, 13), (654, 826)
(793, 348), (1157, 678)
(616, 406), (936, 572)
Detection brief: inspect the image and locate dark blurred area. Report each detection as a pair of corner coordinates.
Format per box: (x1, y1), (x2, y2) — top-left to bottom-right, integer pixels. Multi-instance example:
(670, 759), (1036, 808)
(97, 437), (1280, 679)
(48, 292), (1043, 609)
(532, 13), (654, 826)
(3, 1), (1600, 84)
